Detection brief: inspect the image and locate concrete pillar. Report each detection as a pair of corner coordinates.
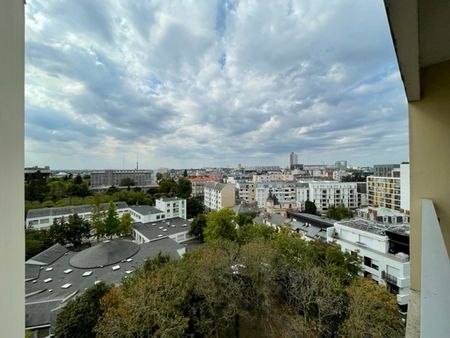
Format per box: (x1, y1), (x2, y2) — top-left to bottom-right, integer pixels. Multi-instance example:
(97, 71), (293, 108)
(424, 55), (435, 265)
(0, 1), (25, 337)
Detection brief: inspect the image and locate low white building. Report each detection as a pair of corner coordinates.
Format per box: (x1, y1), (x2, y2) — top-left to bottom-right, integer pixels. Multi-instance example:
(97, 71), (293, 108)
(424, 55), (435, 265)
(204, 182), (235, 210)
(155, 197), (187, 219)
(356, 207), (410, 225)
(26, 202), (129, 229)
(327, 219), (410, 312)
(132, 217), (193, 244)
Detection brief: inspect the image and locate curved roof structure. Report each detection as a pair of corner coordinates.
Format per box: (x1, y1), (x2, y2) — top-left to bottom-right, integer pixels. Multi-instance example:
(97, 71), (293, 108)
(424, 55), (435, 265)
(69, 239), (140, 268)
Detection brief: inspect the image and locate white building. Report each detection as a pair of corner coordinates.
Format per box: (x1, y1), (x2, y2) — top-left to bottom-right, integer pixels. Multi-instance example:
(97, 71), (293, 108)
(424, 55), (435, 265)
(204, 182), (235, 210)
(132, 217), (193, 244)
(255, 182), (297, 208)
(327, 219), (410, 312)
(296, 181), (359, 211)
(155, 197), (187, 219)
(356, 207), (410, 225)
(26, 202), (129, 229)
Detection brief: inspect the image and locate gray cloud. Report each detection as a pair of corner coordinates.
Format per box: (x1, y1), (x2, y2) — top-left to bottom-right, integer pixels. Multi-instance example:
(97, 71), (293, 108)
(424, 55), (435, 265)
(25, 0), (408, 169)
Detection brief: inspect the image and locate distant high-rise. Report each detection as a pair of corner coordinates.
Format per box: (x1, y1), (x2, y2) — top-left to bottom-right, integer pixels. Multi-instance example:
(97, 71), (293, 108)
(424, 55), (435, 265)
(289, 152), (298, 168)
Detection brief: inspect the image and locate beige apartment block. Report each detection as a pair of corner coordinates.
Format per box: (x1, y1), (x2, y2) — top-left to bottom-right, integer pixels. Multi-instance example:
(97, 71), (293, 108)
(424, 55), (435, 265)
(204, 182), (235, 210)
(367, 176), (401, 210)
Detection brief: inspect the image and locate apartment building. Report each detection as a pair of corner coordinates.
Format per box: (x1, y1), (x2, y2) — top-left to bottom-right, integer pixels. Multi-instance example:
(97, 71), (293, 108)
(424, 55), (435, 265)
(155, 197), (187, 220)
(90, 169), (153, 188)
(236, 181), (255, 203)
(255, 182), (297, 208)
(253, 173), (294, 182)
(367, 176), (401, 210)
(327, 219), (410, 312)
(187, 175), (220, 198)
(373, 164), (400, 177)
(357, 207), (410, 225)
(203, 182), (235, 210)
(296, 181), (359, 211)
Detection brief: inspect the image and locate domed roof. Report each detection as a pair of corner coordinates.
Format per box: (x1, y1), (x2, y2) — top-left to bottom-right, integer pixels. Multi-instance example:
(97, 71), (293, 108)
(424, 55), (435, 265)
(69, 239), (140, 269)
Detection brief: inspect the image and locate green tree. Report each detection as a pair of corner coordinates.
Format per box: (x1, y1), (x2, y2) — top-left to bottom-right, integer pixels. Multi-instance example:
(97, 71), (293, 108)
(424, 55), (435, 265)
(304, 200), (317, 215)
(159, 179), (177, 195)
(189, 214), (207, 241)
(176, 177), (192, 199)
(183, 169), (188, 177)
(74, 174), (83, 185)
(339, 278), (405, 338)
(156, 172), (163, 181)
(54, 282), (112, 338)
(120, 177), (136, 187)
(25, 171), (49, 201)
(118, 212), (133, 237)
(204, 209), (237, 242)
(236, 223), (275, 245)
(236, 211), (257, 226)
(104, 201), (120, 238)
(106, 185), (119, 195)
(49, 217), (68, 245)
(65, 214), (91, 247)
(326, 204), (353, 220)
(187, 197), (204, 218)
(91, 199), (106, 240)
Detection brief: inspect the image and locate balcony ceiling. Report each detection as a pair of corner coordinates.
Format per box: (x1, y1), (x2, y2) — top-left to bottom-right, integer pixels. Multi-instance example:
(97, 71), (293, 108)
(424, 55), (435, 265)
(384, 0), (450, 101)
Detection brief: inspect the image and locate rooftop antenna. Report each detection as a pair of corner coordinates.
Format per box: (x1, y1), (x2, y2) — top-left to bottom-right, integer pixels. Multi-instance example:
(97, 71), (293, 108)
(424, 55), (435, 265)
(136, 153), (139, 170)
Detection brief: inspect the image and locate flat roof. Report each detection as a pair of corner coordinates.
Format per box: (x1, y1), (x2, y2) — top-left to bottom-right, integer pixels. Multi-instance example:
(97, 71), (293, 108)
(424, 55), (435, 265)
(129, 205), (164, 215)
(133, 217), (191, 241)
(25, 237), (184, 329)
(337, 219), (410, 237)
(27, 202), (128, 219)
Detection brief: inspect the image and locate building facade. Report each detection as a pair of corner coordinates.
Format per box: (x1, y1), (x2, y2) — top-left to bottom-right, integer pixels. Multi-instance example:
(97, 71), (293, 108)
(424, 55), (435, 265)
(255, 182), (297, 208)
(90, 169), (153, 188)
(236, 182), (255, 203)
(367, 176), (401, 210)
(327, 219), (410, 312)
(203, 182), (235, 210)
(373, 164), (400, 177)
(155, 197), (187, 220)
(187, 175), (220, 198)
(296, 181), (359, 211)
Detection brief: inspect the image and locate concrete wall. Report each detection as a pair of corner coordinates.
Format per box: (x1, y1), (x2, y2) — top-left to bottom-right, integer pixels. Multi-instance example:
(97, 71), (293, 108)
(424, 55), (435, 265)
(0, 1), (24, 336)
(409, 60), (450, 290)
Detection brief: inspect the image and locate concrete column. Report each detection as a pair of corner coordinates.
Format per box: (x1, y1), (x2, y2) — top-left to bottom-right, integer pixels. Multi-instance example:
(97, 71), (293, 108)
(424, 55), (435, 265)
(0, 1), (25, 337)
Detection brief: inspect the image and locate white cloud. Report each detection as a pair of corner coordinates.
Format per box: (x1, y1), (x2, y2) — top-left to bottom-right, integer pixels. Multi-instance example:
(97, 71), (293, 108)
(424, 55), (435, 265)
(25, 0), (408, 169)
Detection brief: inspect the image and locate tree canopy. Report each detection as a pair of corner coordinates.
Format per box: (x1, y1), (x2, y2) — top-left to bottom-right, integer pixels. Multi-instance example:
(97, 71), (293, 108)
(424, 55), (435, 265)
(88, 227), (403, 338)
(326, 204), (354, 221)
(204, 208), (237, 242)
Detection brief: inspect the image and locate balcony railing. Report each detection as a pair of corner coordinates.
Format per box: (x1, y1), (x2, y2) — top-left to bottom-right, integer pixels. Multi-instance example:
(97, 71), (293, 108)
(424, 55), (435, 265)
(381, 271), (398, 285)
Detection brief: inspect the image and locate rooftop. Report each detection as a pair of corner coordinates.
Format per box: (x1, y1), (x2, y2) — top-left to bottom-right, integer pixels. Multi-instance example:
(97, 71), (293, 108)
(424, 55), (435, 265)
(129, 205), (164, 215)
(133, 217), (191, 242)
(337, 218), (410, 237)
(27, 202), (129, 219)
(25, 237), (185, 329)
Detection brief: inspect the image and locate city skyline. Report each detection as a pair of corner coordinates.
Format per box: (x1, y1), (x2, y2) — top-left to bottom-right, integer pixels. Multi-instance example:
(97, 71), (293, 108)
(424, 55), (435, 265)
(25, 0), (408, 169)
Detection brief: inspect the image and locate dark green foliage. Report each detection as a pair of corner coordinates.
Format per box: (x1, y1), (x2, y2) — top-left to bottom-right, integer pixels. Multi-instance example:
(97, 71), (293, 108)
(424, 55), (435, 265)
(204, 209), (237, 242)
(189, 214), (207, 241)
(48, 214), (91, 248)
(304, 200), (317, 215)
(25, 171), (49, 202)
(106, 185), (119, 195)
(156, 172), (163, 181)
(236, 211), (257, 226)
(158, 178), (178, 195)
(176, 177), (192, 199)
(25, 228), (55, 260)
(104, 201), (120, 238)
(119, 177), (135, 187)
(54, 282), (112, 338)
(186, 197), (204, 218)
(183, 169), (188, 177)
(73, 174), (83, 185)
(94, 227), (403, 338)
(326, 204), (354, 221)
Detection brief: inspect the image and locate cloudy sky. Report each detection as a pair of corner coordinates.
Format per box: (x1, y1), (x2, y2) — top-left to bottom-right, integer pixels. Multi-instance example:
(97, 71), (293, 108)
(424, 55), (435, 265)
(25, 0), (408, 169)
